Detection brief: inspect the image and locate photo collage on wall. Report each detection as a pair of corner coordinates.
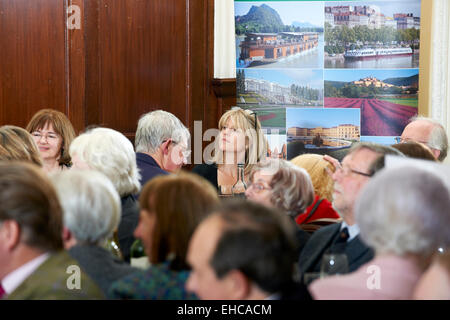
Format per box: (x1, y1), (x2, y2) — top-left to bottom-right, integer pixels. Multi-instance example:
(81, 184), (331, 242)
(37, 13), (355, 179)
(235, 0), (420, 160)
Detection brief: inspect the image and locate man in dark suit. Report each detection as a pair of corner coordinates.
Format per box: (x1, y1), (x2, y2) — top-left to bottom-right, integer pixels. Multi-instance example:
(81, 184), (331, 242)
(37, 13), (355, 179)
(134, 110), (191, 188)
(0, 162), (103, 300)
(299, 142), (403, 276)
(186, 200), (311, 300)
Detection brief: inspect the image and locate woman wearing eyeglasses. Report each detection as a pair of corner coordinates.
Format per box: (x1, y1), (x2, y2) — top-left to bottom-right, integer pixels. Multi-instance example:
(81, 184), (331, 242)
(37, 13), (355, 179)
(26, 109), (76, 173)
(192, 107), (267, 195)
(245, 158), (314, 256)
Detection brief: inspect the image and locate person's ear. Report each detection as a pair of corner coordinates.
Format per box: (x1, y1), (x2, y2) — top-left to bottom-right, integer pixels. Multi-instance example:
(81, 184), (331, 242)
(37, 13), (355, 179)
(1, 220), (21, 251)
(431, 148), (441, 160)
(225, 269), (250, 300)
(161, 139), (172, 155)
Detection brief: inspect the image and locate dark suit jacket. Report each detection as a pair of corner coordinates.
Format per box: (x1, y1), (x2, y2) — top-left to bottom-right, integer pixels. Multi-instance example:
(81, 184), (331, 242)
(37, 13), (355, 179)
(68, 245), (139, 295)
(136, 152), (168, 188)
(118, 194), (140, 263)
(298, 223), (374, 275)
(7, 251), (104, 300)
(192, 163), (218, 191)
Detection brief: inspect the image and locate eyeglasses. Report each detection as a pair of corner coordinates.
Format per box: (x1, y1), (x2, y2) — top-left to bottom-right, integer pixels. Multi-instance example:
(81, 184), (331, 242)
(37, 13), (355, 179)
(31, 131), (60, 142)
(163, 139), (191, 160)
(247, 181), (272, 193)
(394, 136), (429, 145)
(335, 162), (373, 177)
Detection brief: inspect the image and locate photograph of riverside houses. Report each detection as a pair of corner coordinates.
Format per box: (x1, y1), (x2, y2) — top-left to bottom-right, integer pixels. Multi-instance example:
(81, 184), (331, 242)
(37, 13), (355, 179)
(324, 0), (421, 69)
(286, 108), (360, 160)
(237, 69), (323, 107)
(235, 1), (324, 68)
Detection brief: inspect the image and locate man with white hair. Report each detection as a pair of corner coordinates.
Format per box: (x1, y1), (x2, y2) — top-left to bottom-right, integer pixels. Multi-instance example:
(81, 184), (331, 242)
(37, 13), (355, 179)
(135, 110), (191, 187)
(398, 116), (448, 161)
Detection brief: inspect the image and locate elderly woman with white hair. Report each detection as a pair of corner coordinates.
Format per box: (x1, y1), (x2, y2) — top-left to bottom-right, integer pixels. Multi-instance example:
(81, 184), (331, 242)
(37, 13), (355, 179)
(69, 127), (141, 263)
(245, 158), (314, 256)
(309, 166), (450, 300)
(51, 170), (138, 294)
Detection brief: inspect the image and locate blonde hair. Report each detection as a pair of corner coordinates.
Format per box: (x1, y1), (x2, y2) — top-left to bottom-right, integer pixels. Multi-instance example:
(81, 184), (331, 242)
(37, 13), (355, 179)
(212, 108), (267, 176)
(0, 126), (43, 167)
(291, 153), (334, 202)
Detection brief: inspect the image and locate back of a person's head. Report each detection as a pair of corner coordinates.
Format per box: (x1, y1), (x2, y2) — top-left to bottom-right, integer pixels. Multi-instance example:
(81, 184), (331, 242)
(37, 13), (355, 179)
(392, 141), (437, 161)
(291, 153), (334, 202)
(355, 166), (450, 259)
(210, 199), (297, 294)
(0, 162), (63, 252)
(135, 110), (190, 154)
(0, 125), (43, 167)
(51, 170), (121, 246)
(140, 171), (219, 270)
(349, 141), (404, 158)
(69, 127), (140, 196)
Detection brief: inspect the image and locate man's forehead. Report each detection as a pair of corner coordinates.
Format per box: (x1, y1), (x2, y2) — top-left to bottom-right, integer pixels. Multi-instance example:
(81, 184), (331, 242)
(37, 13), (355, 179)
(344, 148), (379, 166)
(402, 121), (433, 139)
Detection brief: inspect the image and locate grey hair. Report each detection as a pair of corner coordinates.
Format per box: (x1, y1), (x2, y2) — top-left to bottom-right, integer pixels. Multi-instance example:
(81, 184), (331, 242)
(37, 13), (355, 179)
(349, 141), (404, 158)
(355, 166), (450, 257)
(410, 116), (448, 161)
(250, 158), (314, 218)
(69, 127), (141, 196)
(135, 110), (190, 154)
(51, 170), (121, 246)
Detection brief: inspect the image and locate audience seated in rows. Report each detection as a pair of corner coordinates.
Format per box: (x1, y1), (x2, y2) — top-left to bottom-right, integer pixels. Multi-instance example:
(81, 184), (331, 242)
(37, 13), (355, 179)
(185, 199), (312, 300)
(399, 116), (448, 161)
(108, 172), (219, 299)
(310, 166), (450, 299)
(193, 107), (267, 194)
(245, 158), (313, 256)
(298, 143), (403, 278)
(26, 109), (76, 173)
(69, 127), (141, 262)
(0, 162), (103, 299)
(290, 154), (340, 228)
(413, 251), (450, 300)
(0, 125), (42, 166)
(135, 110), (190, 188)
(51, 170), (138, 295)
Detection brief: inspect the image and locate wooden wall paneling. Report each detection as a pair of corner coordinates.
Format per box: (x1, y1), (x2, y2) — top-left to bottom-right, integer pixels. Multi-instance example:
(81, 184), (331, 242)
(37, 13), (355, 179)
(0, 0), (67, 127)
(84, 0), (101, 129)
(93, 0), (189, 139)
(67, 0), (86, 134)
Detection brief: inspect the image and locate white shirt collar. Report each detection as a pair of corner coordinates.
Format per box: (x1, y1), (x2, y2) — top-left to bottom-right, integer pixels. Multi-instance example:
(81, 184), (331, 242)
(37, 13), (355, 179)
(2, 253), (50, 296)
(340, 221), (360, 242)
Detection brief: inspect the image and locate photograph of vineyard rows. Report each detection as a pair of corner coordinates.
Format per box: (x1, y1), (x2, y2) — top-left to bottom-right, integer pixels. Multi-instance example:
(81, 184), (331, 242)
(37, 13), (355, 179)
(324, 69), (418, 136)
